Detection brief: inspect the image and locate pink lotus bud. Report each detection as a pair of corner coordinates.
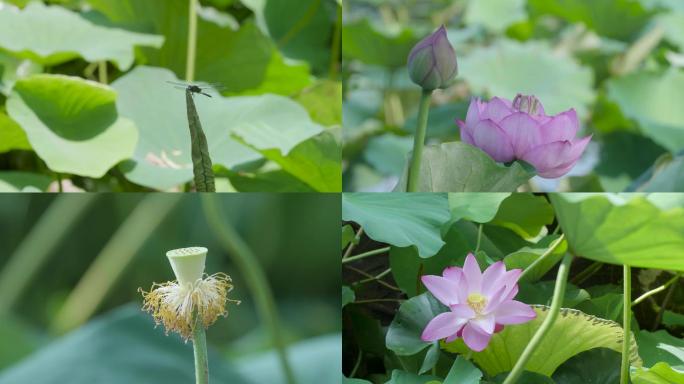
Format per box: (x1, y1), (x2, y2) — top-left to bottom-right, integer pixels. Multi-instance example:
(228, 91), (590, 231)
(456, 95), (591, 178)
(407, 26), (458, 91)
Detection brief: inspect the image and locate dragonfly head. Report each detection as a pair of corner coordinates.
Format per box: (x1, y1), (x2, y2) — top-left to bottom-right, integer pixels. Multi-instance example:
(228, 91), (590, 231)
(188, 85), (203, 93)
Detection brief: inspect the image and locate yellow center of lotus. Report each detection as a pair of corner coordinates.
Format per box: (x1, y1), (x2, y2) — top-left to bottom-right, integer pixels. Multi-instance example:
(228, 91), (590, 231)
(467, 293), (487, 314)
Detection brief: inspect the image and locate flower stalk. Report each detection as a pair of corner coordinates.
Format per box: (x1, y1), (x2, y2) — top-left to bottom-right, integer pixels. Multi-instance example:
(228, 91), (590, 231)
(186, 0), (198, 82)
(407, 89), (432, 192)
(192, 309), (209, 384)
(621, 265), (631, 384)
(503, 253), (573, 384)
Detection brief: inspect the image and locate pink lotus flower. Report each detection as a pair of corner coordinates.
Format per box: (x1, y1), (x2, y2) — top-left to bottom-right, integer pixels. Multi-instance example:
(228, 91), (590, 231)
(457, 94), (591, 178)
(420, 253), (535, 352)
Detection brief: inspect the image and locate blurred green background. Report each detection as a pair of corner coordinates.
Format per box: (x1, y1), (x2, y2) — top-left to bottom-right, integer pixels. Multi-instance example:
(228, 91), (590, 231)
(0, 193), (340, 383)
(342, 0), (684, 192)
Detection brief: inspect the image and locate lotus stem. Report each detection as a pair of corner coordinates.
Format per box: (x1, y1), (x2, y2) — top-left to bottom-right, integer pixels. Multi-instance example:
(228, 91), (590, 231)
(503, 253), (573, 384)
(341, 247), (391, 264)
(192, 309), (209, 384)
(407, 89), (432, 192)
(186, 0), (198, 82)
(621, 265), (631, 384)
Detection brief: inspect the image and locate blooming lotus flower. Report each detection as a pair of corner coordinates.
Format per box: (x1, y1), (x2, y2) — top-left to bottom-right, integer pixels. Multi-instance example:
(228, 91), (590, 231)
(421, 253), (535, 352)
(407, 25), (458, 90)
(457, 94), (591, 178)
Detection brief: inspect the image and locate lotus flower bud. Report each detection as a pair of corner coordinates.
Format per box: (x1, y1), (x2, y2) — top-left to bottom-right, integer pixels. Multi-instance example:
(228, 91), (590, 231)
(407, 25), (458, 91)
(457, 95), (592, 178)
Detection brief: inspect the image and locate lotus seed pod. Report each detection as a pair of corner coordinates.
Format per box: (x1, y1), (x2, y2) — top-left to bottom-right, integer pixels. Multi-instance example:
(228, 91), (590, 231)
(166, 247), (207, 286)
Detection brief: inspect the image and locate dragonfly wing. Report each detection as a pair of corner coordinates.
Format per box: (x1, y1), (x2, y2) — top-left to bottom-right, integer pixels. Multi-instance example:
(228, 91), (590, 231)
(166, 80), (190, 86)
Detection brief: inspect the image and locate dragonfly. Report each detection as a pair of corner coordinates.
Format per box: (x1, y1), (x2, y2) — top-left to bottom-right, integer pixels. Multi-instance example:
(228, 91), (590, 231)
(166, 81), (226, 98)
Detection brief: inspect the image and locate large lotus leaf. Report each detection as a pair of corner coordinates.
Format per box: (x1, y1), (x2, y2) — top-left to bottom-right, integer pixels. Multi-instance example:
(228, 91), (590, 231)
(386, 294), (444, 356)
(527, 0), (653, 41)
(342, 193), (450, 258)
(551, 348), (621, 384)
(111, 66), (321, 190)
(632, 362), (684, 384)
(393, 143), (534, 192)
(86, 0), (274, 93)
(7, 74), (138, 178)
(490, 194), (555, 239)
(385, 370), (440, 384)
(237, 51), (312, 97)
(637, 330), (684, 373)
(442, 306), (642, 377)
(342, 19), (419, 68)
(503, 235), (568, 283)
(460, 40), (594, 117)
(294, 80), (342, 127)
(447, 193), (510, 223)
(0, 305), (253, 384)
(0, 2), (163, 70)
(0, 51), (42, 96)
(659, 12), (684, 53)
(0, 111), (30, 153)
(0, 172), (51, 192)
(607, 69), (684, 153)
(234, 130), (341, 192)
(234, 334), (340, 384)
(390, 221), (506, 297)
(465, 0), (527, 32)
(549, 194), (684, 271)
(241, 0), (336, 74)
(628, 152), (684, 192)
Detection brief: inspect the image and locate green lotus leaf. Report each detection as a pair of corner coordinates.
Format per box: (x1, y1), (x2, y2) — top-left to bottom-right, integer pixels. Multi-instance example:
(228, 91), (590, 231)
(112, 66), (322, 190)
(7, 74), (138, 178)
(233, 130), (341, 192)
(0, 2), (163, 70)
(0, 172), (51, 192)
(550, 194), (684, 271)
(241, 0), (336, 73)
(393, 143), (534, 192)
(342, 19), (419, 68)
(442, 306), (642, 377)
(607, 69), (684, 153)
(460, 40), (594, 117)
(0, 111), (30, 153)
(86, 0), (276, 93)
(342, 193), (450, 258)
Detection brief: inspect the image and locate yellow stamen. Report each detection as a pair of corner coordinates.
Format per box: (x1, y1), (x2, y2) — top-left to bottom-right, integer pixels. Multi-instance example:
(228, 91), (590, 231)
(467, 293), (487, 314)
(139, 272), (240, 341)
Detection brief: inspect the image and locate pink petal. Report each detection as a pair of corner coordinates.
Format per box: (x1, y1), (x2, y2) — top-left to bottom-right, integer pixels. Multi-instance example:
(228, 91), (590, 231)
(471, 315), (495, 334)
(462, 253), (483, 294)
(537, 136), (592, 179)
(539, 109), (579, 143)
(457, 120), (474, 145)
(494, 323), (504, 333)
(484, 284), (508, 313)
(520, 140), (571, 176)
(481, 97), (514, 124)
(484, 268), (522, 304)
(494, 300), (537, 324)
(462, 322), (492, 352)
(498, 112), (543, 158)
(465, 98), (481, 128)
(421, 312), (467, 341)
(482, 261), (506, 296)
(470, 119), (515, 163)
(449, 303), (476, 319)
(445, 333), (459, 343)
(421, 275), (460, 307)
(443, 266), (463, 283)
